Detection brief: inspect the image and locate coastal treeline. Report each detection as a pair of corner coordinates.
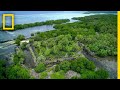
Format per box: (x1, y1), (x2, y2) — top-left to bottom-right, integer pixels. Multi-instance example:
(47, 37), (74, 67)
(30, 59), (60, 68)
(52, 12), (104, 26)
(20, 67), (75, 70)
(0, 19), (70, 30)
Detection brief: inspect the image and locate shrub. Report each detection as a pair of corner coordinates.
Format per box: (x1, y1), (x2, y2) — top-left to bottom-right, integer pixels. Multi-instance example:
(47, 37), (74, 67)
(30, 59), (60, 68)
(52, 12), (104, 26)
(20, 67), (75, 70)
(6, 65), (30, 79)
(17, 49), (25, 58)
(85, 61), (96, 71)
(70, 60), (78, 72)
(34, 63), (46, 73)
(44, 48), (51, 56)
(50, 70), (65, 79)
(75, 34), (83, 41)
(80, 68), (109, 79)
(15, 39), (21, 46)
(81, 70), (98, 79)
(40, 71), (48, 79)
(29, 38), (34, 43)
(15, 35), (25, 46)
(96, 68), (109, 79)
(20, 42), (27, 50)
(97, 49), (108, 57)
(70, 57), (96, 73)
(31, 33), (34, 36)
(59, 61), (71, 72)
(30, 76), (35, 79)
(71, 76), (80, 79)
(55, 65), (60, 72)
(13, 49), (25, 64)
(13, 54), (20, 64)
(0, 60), (6, 79)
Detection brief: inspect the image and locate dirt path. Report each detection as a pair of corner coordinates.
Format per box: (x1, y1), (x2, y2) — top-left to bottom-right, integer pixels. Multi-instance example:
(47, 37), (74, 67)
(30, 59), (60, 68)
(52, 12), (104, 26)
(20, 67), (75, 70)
(30, 69), (39, 79)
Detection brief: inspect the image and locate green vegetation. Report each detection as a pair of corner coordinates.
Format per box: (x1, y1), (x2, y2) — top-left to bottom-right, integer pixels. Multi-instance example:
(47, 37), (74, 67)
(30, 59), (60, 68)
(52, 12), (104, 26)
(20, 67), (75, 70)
(0, 60), (6, 79)
(20, 42), (27, 50)
(31, 14), (116, 57)
(13, 49), (25, 65)
(59, 61), (71, 72)
(33, 34), (81, 61)
(81, 70), (98, 79)
(6, 64), (30, 79)
(34, 63), (46, 73)
(0, 50), (28, 79)
(31, 33), (34, 36)
(0, 48), (29, 79)
(50, 70), (65, 79)
(55, 65), (60, 72)
(95, 68), (109, 79)
(72, 15), (117, 36)
(86, 34), (117, 57)
(71, 76), (80, 79)
(53, 57), (109, 79)
(15, 35), (25, 46)
(70, 57), (96, 73)
(81, 68), (109, 79)
(39, 71), (48, 79)
(72, 15), (116, 57)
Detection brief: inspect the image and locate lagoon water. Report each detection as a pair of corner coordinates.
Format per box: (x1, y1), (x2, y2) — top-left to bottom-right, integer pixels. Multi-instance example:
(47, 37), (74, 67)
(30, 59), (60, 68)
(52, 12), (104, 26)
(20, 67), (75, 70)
(0, 11), (94, 26)
(0, 25), (54, 42)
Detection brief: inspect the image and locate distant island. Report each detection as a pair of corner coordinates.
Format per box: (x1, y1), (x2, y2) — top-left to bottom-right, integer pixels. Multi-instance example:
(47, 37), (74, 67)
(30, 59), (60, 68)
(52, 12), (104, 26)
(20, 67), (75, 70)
(84, 11), (117, 14)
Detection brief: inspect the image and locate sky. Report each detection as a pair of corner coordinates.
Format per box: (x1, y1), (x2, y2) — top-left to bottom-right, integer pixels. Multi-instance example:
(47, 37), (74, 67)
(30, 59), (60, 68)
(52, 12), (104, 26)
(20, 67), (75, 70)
(0, 11), (86, 15)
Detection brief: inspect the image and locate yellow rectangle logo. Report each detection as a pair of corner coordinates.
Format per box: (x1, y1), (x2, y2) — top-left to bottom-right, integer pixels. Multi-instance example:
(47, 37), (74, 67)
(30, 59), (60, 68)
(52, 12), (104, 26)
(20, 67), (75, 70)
(118, 11), (120, 79)
(2, 14), (14, 30)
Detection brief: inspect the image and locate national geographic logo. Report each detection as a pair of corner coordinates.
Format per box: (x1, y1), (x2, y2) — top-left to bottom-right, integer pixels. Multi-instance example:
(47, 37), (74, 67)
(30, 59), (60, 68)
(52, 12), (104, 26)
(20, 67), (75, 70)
(2, 14), (14, 30)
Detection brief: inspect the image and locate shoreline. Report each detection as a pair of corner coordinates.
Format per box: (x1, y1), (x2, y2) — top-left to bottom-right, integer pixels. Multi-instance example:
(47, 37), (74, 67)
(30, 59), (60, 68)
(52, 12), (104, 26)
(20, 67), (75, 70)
(0, 19), (70, 31)
(0, 37), (30, 43)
